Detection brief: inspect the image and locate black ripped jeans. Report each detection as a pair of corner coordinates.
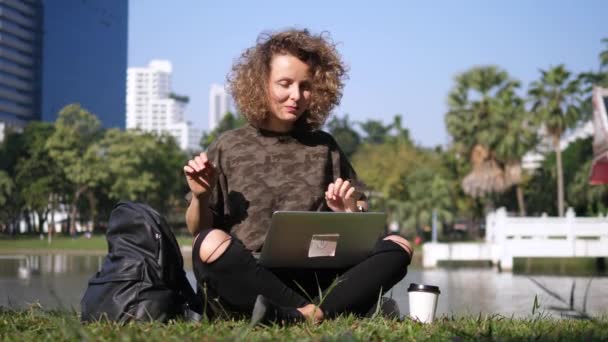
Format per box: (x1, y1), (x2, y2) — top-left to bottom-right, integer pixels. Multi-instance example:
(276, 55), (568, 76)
(191, 229), (411, 319)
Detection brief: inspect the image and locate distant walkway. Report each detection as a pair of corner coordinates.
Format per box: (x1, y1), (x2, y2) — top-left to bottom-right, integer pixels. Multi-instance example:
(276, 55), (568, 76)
(0, 247), (193, 256)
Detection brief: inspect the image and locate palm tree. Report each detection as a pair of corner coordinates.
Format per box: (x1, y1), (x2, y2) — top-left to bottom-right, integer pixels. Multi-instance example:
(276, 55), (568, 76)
(445, 66), (520, 206)
(358, 119), (391, 145)
(529, 65), (582, 216)
(578, 38), (608, 123)
(494, 88), (537, 216)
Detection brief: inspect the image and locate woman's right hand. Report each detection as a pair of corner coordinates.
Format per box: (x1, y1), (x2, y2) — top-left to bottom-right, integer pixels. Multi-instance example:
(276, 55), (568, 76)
(183, 152), (218, 199)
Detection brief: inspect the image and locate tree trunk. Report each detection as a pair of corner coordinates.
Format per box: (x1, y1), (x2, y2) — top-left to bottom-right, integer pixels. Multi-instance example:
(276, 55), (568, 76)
(69, 186), (87, 236)
(86, 190), (97, 233)
(36, 210), (47, 237)
(554, 135), (565, 217)
(49, 194), (55, 245)
(516, 184), (526, 217)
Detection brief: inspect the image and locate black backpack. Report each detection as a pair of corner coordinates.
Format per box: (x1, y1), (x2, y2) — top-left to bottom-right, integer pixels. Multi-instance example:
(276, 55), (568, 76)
(81, 201), (202, 323)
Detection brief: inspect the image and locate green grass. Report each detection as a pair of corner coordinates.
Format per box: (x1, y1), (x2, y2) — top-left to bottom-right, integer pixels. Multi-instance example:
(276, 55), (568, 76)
(0, 235), (194, 253)
(0, 307), (606, 341)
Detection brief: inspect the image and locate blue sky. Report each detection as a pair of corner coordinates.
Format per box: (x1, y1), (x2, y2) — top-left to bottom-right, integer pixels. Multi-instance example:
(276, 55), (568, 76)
(128, 0), (605, 147)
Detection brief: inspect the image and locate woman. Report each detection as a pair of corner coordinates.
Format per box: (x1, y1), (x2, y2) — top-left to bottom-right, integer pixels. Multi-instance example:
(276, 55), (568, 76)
(184, 29), (413, 325)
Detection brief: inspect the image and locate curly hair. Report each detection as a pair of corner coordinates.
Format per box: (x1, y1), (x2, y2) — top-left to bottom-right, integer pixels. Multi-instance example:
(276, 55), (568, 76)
(227, 29), (348, 131)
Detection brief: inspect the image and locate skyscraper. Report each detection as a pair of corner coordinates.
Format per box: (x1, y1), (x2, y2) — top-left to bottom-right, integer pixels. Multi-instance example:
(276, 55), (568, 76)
(208, 83), (232, 131)
(126, 60), (201, 151)
(0, 0), (43, 127)
(41, 0), (128, 128)
(0, 0), (128, 131)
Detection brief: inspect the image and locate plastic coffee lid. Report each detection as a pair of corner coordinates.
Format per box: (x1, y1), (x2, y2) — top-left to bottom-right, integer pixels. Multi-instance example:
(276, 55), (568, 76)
(407, 283), (441, 294)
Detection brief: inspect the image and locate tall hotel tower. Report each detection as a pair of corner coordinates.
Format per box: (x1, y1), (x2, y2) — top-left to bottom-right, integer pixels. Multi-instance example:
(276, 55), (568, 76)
(126, 60), (201, 151)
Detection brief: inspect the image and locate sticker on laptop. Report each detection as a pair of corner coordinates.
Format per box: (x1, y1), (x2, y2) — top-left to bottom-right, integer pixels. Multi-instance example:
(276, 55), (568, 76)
(308, 234), (339, 258)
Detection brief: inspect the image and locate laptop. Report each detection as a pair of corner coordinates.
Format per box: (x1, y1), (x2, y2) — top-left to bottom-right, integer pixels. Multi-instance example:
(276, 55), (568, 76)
(258, 211), (387, 269)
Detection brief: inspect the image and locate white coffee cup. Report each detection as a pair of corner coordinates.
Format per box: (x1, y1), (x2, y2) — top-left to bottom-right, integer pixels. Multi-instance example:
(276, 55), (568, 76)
(407, 283), (440, 323)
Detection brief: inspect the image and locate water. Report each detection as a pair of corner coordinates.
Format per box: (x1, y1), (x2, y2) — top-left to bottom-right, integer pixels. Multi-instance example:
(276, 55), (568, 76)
(1, 254), (607, 318)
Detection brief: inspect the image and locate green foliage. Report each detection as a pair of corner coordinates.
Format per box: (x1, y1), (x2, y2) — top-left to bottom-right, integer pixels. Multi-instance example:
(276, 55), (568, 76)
(390, 167), (454, 236)
(95, 129), (187, 215)
(352, 135), (455, 234)
(200, 112), (247, 149)
(446, 66), (520, 156)
(99, 130), (155, 200)
(524, 137), (598, 216)
(13, 122), (65, 232)
(325, 114), (361, 158)
(358, 119), (392, 145)
(444, 65), (535, 216)
(46, 104), (107, 190)
(568, 159), (608, 216)
(529, 65), (582, 139)
(0, 129), (25, 229)
(0, 170), (13, 208)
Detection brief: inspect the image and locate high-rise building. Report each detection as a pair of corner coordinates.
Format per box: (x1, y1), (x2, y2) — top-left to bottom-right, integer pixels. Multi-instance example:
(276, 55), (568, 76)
(208, 83), (232, 131)
(41, 0), (127, 128)
(126, 60), (201, 151)
(0, 0), (43, 127)
(0, 0), (128, 131)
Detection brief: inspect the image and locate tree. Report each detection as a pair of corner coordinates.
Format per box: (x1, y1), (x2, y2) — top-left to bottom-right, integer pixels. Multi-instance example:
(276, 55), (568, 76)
(529, 65), (582, 216)
(569, 159), (608, 215)
(445, 66), (521, 210)
(352, 139), (421, 199)
(325, 114), (361, 158)
(392, 167), (454, 238)
(0, 170), (13, 231)
(578, 38), (608, 125)
(493, 88), (537, 216)
(99, 129), (187, 215)
(0, 129), (25, 233)
(200, 112), (247, 149)
(46, 104), (108, 235)
(358, 119), (391, 145)
(14, 122), (65, 237)
(387, 115), (411, 145)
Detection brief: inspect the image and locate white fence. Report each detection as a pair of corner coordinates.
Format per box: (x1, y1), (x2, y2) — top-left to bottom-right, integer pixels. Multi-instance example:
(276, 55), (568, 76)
(423, 208), (608, 270)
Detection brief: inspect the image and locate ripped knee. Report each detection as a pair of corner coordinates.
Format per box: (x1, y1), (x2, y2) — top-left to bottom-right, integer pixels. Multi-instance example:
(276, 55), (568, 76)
(383, 235), (413, 257)
(199, 229), (232, 263)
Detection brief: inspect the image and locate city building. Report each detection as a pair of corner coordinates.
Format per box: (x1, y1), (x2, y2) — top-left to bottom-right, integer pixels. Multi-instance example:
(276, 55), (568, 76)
(41, 0), (127, 128)
(208, 83), (232, 131)
(126, 60), (201, 151)
(0, 0), (43, 128)
(0, 0), (127, 133)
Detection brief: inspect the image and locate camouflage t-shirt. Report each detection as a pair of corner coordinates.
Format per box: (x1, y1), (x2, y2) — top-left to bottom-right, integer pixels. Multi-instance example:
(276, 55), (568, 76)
(203, 124), (366, 251)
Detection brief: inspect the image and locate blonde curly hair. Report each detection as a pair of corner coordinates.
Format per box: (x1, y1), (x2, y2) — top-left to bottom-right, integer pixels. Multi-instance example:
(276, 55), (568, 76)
(227, 29), (348, 131)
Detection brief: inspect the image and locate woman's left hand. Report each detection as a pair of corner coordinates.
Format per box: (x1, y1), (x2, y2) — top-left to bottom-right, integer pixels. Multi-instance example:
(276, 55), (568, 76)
(325, 178), (358, 212)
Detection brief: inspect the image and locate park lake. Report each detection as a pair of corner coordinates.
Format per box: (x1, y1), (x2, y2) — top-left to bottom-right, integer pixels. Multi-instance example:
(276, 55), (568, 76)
(1, 252), (607, 319)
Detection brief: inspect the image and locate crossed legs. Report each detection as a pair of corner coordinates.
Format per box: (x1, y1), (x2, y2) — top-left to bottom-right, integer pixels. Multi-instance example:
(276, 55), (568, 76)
(193, 229), (413, 322)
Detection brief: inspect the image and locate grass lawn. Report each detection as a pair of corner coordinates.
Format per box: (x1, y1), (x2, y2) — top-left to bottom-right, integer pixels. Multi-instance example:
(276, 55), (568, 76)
(0, 235), (194, 253)
(0, 308), (606, 341)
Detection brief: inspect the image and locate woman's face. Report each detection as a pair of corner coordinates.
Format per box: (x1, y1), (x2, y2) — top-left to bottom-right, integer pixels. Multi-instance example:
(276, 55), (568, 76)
(265, 53), (312, 132)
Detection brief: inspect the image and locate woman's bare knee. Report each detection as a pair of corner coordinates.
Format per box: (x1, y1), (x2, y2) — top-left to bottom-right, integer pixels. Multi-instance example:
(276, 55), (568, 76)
(199, 229), (232, 263)
(383, 235), (413, 257)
